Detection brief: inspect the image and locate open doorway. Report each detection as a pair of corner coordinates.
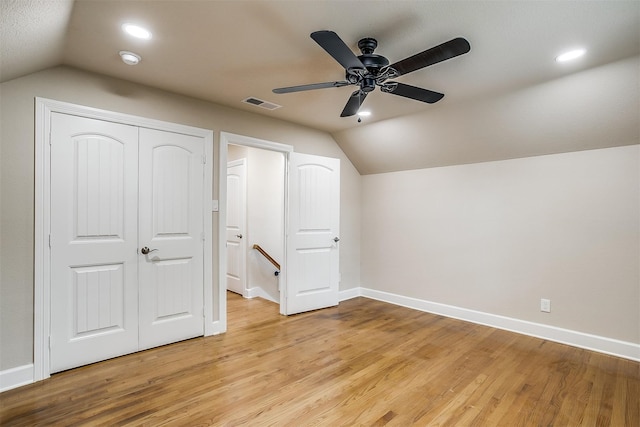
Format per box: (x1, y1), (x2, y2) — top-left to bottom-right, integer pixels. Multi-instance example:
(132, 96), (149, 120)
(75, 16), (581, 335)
(226, 143), (285, 304)
(219, 132), (341, 322)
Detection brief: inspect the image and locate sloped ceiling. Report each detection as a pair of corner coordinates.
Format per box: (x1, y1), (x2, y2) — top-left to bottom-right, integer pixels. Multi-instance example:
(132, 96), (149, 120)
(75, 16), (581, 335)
(1, 0), (639, 174)
(0, 0), (73, 82)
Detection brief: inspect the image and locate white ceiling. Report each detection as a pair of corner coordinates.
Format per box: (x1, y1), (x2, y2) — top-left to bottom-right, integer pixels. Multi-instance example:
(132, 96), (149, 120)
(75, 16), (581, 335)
(1, 0), (639, 173)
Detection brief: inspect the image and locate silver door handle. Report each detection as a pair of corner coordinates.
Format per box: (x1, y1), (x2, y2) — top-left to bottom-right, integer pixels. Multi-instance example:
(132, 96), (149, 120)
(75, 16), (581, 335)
(236, 234), (243, 239)
(333, 237), (340, 243)
(141, 247), (158, 255)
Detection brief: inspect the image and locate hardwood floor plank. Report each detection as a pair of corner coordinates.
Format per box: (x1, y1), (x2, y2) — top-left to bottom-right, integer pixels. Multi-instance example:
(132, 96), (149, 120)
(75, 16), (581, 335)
(1, 293), (638, 426)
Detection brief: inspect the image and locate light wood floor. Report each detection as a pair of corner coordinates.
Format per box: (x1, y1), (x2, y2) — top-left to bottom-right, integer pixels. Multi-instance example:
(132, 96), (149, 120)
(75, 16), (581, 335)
(1, 292), (638, 426)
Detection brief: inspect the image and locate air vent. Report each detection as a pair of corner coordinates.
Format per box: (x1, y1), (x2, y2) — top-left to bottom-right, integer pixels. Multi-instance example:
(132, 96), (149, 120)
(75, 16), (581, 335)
(242, 97), (282, 111)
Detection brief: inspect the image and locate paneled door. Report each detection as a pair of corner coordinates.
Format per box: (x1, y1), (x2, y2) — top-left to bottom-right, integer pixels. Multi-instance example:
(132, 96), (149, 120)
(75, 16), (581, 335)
(226, 159), (247, 296)
(137, 128), (204, 350)
(50, 113), (139, 372)
(49, 113), (204, 373)
(285, 153), (340, 315)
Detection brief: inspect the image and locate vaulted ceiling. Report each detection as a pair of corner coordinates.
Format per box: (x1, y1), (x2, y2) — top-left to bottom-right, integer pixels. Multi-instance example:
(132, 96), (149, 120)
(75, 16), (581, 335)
(2, 0), (639, 174)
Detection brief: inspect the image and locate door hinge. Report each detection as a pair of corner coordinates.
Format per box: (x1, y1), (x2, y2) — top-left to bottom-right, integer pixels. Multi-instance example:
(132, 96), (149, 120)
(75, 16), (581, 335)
(48, 336), (52, 349)
(201, 154), (206, 164)
(48, 234), (51, 248)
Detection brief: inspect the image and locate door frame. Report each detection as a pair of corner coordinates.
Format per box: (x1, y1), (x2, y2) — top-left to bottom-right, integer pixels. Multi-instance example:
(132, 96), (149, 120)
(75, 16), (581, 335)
(34, 98), (215, 381)
(219, 132), (292, 316)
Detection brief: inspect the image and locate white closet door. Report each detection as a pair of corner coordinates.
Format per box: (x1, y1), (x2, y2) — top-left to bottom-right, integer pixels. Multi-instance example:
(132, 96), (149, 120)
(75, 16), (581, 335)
(50, 114), (207, 373)
(285, 152), (340, 315)
(137, 128), (205, 350)
(50, 113), (139, 373)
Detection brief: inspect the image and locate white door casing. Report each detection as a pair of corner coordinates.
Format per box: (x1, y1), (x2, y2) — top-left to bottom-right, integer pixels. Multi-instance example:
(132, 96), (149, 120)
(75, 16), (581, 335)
(49, 113), (140, 372)
(43, 104), (213, 376)
(285, 152), (340, 315)
(226, 159), (247, 296)
(137, 128), (205, 350)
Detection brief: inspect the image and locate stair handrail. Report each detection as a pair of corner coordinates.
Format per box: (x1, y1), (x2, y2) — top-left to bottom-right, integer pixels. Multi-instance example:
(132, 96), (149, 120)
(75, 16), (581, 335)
(252, 244), (281, 276)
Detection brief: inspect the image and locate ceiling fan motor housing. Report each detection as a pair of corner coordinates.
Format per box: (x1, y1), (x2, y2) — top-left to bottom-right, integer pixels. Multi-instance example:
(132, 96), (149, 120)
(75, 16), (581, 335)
(346, 37), (391, 90)
(357, 37), (389, 76)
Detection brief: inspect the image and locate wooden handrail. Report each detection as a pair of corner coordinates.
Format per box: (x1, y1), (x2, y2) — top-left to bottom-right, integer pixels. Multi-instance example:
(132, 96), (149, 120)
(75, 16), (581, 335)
(253, 244), (281, 276)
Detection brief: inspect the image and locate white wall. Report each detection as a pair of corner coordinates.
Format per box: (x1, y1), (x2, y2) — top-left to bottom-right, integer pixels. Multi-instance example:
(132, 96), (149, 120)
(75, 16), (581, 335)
(0, 66), (361, 370)
(362, 146), (639, 344)
(247, 147), (284, 302)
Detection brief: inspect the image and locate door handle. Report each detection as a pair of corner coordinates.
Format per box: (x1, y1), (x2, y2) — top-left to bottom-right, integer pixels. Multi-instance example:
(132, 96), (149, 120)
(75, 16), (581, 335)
(333, 237), (340, 243)
(140, 247), (158, 255)
(236, 234), (243, 239)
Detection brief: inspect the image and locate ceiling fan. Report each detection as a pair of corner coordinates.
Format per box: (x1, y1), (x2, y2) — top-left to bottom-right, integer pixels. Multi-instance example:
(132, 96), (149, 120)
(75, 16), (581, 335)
(273, 30), (471, 117)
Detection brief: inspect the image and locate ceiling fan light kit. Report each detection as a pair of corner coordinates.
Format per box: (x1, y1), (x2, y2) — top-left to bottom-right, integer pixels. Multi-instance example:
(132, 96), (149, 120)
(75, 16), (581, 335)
(273, 30), (471, 117)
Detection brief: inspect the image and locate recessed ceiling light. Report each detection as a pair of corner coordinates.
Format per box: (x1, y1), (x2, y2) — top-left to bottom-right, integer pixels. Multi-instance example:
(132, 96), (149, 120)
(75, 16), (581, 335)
(122, 23), (152, 40)
(357, 111), (371, 117)
(119, 51), (141, 65)
(555, 48), (586, 63)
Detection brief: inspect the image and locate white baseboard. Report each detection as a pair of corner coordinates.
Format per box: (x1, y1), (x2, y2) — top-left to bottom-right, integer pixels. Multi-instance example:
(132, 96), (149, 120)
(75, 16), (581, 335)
(205, 319), (226, 336)
(1, 364), (34, 393)
(246, 287), (279, 304)
(345, 287), (640, 362)
(5, 287), (635, 393)
(339, 287), (361, 301)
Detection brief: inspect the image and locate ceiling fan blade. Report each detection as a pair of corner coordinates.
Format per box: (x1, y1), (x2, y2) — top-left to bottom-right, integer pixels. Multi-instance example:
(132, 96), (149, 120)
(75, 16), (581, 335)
(389, 37), (470, 77)
(311, 30), (366, 72)
(273, 81), (350, 94)
(382, 82), (444, 104)
(340, 90), (368, 117)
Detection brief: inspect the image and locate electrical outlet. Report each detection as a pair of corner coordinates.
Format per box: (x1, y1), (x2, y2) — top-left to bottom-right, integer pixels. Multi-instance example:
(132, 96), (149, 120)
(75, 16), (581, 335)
(540, 298), (551, 313)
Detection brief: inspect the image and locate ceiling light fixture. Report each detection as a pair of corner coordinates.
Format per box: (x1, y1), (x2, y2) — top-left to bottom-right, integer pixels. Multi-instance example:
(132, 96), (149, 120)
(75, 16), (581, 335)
(122, 23), (152, 40)
(119, 51), (141, 65)
(555, 48), (586, 63)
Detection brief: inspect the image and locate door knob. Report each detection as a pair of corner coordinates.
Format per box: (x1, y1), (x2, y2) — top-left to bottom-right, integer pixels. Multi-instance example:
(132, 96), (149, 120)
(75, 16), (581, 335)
(141, 247), (158, 255)
(236, 234), (243, 239)
(333, 237), (340, 243)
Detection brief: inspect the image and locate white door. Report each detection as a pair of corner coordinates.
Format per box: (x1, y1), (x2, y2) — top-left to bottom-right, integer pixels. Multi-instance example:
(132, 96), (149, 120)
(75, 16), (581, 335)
(285, 153), (340, 315)
(137, 128), (204, 350)
(226, 159), (247, 295)
(50, 114), (205, 373)
(50, 113), (139, 372)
